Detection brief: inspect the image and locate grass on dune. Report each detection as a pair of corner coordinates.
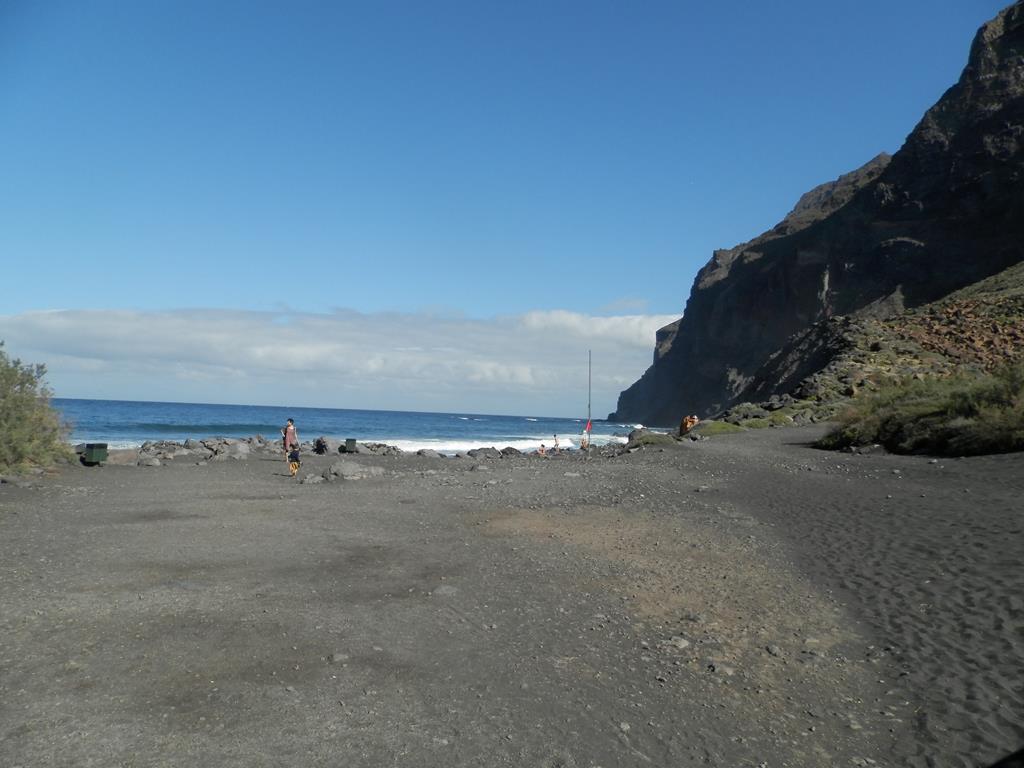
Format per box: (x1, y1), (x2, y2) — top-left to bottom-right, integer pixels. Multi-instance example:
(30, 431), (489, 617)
(817, 362), (1024, 456)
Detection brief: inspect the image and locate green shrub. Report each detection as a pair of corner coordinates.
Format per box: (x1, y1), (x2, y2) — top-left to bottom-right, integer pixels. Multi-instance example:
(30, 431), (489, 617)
(627, 430), (678, 448)
(740, 417), (770, 429)
(817, 362), (1024, 455)
(0, 342), (72, 472)
(692, 420), (746, 436)
(768, 411), (794, 426)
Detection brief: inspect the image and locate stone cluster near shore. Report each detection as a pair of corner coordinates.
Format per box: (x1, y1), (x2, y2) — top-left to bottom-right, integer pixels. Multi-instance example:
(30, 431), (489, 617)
(73, 436), (408, 468)
(38, 426), (795, 483)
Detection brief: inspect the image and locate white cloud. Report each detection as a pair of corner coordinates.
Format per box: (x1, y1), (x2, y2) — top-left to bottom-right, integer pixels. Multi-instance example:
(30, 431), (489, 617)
(0, 307), (679, 416)
(519, 310), (677, 346)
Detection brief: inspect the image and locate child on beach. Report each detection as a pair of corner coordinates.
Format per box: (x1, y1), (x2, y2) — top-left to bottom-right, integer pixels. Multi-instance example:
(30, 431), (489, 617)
(287, 442), (301, 477)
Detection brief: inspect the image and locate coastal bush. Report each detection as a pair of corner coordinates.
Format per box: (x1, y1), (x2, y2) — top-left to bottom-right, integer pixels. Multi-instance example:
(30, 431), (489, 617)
(0, 342), (71, 472)
(817, 362), (1024, 456)
(768, 411), (794, 426)
(691, 420), (745, 437)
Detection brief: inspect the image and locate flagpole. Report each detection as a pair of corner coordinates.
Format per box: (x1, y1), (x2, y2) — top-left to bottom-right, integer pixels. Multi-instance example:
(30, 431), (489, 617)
(586, 349), (592, 455)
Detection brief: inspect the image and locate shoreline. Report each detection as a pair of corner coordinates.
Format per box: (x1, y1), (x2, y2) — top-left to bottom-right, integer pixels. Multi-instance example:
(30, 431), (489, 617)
(52, 397), (640, 457)
(3, 425), (1021, 766)
(60, 431), (632, 457)
(63, 431), (636, 461)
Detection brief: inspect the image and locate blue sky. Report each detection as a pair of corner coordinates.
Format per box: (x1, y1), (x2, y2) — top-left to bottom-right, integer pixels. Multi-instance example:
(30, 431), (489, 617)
(0, 1), (1009, 415)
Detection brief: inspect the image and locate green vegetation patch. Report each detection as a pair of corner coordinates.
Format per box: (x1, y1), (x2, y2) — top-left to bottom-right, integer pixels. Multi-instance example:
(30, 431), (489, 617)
(0, 342), (72, 472)
(627, 430), (678, 448)
(724, 402), (768, 420)
(817, 362), (1024, 456)
(768, 411), (794, 426)
(692, 420), (746, 437)
(739, 418), (771, 429)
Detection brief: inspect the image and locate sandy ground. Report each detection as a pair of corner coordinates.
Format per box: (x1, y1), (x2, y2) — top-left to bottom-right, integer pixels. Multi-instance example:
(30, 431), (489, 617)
(1, 426), (1021, 768)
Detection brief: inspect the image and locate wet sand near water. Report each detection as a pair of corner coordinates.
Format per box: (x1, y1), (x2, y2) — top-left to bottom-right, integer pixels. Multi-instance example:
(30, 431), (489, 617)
(1, 426), (1021, 767)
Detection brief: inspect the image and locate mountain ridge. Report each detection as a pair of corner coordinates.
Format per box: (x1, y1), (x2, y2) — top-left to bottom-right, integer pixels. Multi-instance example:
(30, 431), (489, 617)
(610, 1), (1024, 426)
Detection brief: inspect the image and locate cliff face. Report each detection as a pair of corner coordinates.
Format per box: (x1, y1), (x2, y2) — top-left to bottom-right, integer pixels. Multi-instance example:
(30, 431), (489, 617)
(611, 1), (1024, 426)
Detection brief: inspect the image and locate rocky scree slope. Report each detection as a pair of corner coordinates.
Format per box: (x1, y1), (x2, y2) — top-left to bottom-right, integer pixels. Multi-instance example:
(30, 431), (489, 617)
(707, 260), (1024, 430)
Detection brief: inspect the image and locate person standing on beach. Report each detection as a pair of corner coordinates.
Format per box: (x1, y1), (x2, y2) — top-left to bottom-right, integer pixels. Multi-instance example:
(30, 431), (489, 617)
(281, 418), (298, 463)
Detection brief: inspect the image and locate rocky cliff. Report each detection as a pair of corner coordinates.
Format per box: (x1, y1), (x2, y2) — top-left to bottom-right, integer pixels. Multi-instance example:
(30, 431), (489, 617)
(610, 1), (1024, 426)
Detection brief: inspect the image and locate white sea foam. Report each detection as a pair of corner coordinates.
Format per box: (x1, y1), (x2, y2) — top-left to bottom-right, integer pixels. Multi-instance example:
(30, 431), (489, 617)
(66, 433), (626, 456)
(386, 433), (625, 456)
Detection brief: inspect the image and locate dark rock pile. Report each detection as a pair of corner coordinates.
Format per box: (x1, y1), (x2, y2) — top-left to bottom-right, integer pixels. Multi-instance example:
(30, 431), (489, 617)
(127, 436), (275, 466)
(80, 436), (414, 468)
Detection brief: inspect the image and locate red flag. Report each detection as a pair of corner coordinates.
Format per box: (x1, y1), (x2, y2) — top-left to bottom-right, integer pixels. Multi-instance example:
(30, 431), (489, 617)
(585, 419), (592, 432)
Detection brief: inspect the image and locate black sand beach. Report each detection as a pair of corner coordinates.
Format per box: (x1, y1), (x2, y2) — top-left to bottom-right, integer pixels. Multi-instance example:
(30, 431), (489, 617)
(1, 426), (1021, 767)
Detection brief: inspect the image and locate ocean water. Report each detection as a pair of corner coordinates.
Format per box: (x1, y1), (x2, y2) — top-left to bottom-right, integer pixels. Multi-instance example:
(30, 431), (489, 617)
(53, 398), (638, 454)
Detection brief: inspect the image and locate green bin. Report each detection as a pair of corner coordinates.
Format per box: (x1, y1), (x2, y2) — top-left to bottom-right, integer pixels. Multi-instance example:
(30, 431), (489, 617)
(345, 438), (357, 453)
(82, 443), (108, 465)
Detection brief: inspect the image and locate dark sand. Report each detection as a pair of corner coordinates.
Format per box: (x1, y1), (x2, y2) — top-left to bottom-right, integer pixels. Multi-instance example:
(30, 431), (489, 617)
(1, 426), (1021, 767)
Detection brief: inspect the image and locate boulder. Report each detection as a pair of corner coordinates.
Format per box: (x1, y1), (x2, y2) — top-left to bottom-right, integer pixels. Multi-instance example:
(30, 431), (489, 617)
(467, 447), (502, 460)
(624, 428), (678, 450)
(218, 441), (250, 459)
(105, 449), (140, 466)
(360, 442), (402, 456)
(327, 460), (386, 480)
(139, 440), (182, 461)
